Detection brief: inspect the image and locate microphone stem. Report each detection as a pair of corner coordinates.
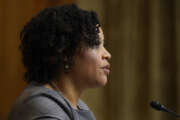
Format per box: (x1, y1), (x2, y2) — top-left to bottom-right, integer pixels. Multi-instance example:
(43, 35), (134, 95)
(163, 108), (180, 118)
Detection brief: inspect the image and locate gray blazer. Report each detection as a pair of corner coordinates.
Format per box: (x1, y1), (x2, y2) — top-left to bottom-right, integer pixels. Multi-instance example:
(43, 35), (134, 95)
(8, 83), (96, 120)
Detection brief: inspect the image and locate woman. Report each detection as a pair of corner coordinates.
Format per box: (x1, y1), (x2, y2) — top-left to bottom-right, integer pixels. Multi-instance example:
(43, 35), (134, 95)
(9, 4), (111, 120)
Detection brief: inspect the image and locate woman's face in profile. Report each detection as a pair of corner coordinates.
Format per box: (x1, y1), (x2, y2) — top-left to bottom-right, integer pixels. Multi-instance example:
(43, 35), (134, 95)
(71, 27), (111, 89)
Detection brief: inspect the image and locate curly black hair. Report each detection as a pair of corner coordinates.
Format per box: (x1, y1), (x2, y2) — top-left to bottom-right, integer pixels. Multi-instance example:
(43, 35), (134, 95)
(20, 4), (101, 84)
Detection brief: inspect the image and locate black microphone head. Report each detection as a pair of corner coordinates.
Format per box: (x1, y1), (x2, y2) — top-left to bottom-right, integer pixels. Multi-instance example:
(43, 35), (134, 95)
(150, 101), (164, 111)
(150, 101), (180, 118)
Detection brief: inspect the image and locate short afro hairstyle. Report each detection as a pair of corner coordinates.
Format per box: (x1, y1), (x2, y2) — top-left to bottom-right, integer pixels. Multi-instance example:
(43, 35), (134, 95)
(20, 4), (101, 84)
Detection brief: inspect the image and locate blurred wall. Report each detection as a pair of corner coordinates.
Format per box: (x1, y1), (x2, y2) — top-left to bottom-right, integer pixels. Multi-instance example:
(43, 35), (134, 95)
(103, 0), (180, 120)
(0, 0), (73, 119)
(1, 0), (180, 120)
(77, 0), (180, 120)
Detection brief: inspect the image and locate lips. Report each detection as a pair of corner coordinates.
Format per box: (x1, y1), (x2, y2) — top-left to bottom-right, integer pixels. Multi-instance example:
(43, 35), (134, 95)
(102, 64), (110, 75)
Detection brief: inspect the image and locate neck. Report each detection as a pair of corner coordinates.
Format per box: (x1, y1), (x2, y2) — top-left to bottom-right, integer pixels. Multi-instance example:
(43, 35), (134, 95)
(46, 74), (84, 109)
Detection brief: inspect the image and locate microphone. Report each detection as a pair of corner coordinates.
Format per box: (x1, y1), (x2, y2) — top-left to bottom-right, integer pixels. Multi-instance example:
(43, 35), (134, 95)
(150, 101), (180, 118)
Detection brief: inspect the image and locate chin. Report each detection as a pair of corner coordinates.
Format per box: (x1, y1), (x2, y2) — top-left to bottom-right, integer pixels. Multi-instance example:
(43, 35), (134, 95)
(100, 79), (108, 86)
(95, 77), (108, 87)
(87, 76), (108, 88)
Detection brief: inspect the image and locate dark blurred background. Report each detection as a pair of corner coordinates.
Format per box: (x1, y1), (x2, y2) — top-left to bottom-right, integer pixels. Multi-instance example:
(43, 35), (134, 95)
(0, 0), (180, 120)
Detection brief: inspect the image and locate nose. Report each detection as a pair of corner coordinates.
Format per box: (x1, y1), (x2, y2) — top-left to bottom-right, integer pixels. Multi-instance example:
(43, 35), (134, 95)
(103, 47), (111, 60)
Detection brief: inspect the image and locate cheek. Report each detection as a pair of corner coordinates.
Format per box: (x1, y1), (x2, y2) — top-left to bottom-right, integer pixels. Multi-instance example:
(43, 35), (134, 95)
(72, 49), (107, 88)
(73, 51), (100, 77)
(81, 49), (100, 66)
(81, 52), (100, 74)
(81, 53), (107, 87)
